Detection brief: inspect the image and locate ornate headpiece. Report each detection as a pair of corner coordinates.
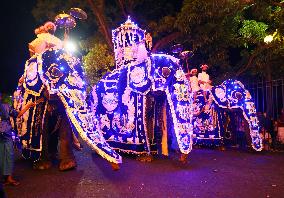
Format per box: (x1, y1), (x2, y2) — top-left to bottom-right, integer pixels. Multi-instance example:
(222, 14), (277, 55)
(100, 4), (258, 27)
(112, 16), (146, 69)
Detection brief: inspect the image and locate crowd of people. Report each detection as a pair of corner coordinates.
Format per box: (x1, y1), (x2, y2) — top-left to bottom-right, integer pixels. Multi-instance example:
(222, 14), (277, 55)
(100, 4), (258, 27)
(222, 109), (284, 151)
(258, 109), (284, 151)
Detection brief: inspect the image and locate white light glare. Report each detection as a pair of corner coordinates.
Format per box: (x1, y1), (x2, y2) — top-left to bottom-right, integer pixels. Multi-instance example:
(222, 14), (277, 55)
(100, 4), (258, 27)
(65, 41), (77, 52)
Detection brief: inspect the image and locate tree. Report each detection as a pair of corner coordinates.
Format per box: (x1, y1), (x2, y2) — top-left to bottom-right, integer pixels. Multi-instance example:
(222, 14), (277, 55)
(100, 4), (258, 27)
(32, 0), (284, 86)
(32, 0), (182, 87)
(81, 37), (114, 85)
(175, 0), (284, 82)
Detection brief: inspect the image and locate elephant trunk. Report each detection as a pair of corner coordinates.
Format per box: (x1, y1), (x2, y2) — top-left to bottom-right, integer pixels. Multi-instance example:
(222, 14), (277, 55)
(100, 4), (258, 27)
(57, 89), (122, 164)
(165, 84), (193, 154)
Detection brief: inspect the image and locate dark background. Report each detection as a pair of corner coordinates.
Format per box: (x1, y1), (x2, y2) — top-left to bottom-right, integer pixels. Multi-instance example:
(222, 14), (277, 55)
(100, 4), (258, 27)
(0, 0), (36, 94)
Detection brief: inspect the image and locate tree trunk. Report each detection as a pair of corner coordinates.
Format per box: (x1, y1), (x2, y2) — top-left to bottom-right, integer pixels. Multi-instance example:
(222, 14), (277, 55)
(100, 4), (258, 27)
(152, 32), (182, 53)
(87, 0), (113, 49)
(116, 0), (128, 18)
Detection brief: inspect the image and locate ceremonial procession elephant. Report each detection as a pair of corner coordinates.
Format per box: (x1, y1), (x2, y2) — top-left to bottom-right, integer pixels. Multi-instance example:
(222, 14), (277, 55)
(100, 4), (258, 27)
(14, 48), (122, 170)
(90, 53), (194, 161)
(191, 79), (263, 151)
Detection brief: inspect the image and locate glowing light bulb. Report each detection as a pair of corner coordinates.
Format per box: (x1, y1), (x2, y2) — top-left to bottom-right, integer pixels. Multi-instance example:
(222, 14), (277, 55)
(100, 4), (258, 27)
(65, 41), (77, 52)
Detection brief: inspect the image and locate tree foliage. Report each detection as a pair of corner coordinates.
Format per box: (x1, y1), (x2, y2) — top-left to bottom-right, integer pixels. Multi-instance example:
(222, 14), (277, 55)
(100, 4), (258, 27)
(81, 37), (114, 86)
(32, 0), (284, 86)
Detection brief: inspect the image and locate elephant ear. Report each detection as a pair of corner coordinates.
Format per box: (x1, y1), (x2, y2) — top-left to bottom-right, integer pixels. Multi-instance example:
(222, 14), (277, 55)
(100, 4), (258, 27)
(211, 85), (228, 108)
(150, 54), (180, 91)
(23, 55), (44, 96)
(128, 59), (152, 94)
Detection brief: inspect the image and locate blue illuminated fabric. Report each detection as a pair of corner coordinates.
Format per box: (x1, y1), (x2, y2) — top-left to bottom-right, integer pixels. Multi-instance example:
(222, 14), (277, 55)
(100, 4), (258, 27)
(17, 48), (122, 163)
(91, 54), (193, 154)
(192, 92), (224, 146)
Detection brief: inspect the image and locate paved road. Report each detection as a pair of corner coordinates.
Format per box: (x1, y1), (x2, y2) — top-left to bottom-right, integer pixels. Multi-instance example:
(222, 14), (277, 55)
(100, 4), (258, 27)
(4, 146), (284, 198)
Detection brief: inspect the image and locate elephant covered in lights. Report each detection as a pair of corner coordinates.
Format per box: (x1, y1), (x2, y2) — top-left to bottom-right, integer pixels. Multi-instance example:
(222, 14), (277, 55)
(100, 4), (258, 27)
(191, 79), (263, 151)
(15, 48), (121, 170)
(90, 54), (193, 160)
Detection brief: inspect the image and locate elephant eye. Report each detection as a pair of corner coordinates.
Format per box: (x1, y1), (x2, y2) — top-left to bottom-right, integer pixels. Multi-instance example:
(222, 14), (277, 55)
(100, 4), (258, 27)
(46, 64), (63, 80)
(51, 67), (62, 77)
(234, 92), (243, 100)
(162, 67), (171, 78)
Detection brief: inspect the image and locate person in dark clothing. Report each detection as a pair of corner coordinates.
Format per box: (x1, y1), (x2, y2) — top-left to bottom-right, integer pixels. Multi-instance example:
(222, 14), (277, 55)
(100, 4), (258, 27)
(0, 93), (19, 186)
(262, 112), (276, 150)
(236, 117), (249, 150)
(271, 120), (278, 150)
(0, 182), (6, 198)
(0, 92), (34, 186)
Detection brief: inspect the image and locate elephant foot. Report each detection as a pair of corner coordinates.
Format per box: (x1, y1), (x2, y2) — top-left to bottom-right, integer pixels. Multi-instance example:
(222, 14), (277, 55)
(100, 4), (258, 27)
(110, 162), (120, 171)
(33, 160), (52, 170)
(137, 154), (153, 163)
(179, 153), (188, 164)
(59, 159), (77, 171)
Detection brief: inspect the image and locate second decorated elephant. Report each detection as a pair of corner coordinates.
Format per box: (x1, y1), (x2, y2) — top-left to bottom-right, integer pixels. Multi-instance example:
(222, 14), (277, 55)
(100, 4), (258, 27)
(90, 53), (193, 161)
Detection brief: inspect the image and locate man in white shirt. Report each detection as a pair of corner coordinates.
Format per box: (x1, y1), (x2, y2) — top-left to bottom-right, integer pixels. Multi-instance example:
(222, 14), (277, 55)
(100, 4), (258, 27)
(189, 68), (200, 101)
(198, 64), (212, 101)
(29, 22), (63, 56)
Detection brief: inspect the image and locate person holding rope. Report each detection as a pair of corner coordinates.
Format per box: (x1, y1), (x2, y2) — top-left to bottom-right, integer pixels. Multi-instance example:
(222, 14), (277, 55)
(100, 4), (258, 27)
(0, 92), (38, 186)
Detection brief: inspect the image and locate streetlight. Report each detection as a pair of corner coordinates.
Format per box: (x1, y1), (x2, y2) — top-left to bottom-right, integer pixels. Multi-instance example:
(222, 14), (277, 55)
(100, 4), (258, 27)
(264, 30), (277, 44)
(264, 35), (273, 44)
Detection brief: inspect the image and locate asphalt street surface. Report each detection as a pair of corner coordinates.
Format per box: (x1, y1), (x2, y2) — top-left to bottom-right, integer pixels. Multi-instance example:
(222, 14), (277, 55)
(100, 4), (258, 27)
(4, 145), (284, 198)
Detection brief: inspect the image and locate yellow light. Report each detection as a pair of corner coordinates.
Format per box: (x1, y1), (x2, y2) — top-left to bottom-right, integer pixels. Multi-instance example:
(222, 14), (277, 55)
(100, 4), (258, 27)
(264, 35), (273, 44)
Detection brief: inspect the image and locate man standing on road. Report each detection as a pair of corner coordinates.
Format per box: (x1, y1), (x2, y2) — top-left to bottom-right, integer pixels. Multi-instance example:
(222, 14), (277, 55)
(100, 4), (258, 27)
(0, 92), (19, 186)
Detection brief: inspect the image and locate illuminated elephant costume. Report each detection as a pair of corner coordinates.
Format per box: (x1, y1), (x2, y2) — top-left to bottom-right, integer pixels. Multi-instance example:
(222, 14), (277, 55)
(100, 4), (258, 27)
(16, 48), (122, 170)
(90, 18), (193, 161)
(191, 79), (263, 151)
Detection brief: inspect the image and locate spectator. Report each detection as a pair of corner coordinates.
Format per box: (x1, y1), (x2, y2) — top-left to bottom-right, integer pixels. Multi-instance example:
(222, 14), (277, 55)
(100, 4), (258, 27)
(278, 108), (284, 144)
(236, 117), (249, 150)
(259, 112), (275, 150)
(271, 120), (278, 151)
(0, 93), (32, 186)
(0, 92), (19, 186)
(0, 182), (6, 197)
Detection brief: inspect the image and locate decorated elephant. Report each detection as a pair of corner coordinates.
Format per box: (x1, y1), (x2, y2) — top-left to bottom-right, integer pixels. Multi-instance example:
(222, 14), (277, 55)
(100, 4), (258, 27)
(14, 48), (122, 170)
(90, 53), (193, 160)
(89, 17), (193, 162)
(191, 79), (263, 151)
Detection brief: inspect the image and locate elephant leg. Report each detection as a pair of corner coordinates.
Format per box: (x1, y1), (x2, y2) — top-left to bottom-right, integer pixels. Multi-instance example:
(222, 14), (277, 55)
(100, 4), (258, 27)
(33, 112), (52, 170)
(48, 131), (59, 160)
(58, 114), (76, 171)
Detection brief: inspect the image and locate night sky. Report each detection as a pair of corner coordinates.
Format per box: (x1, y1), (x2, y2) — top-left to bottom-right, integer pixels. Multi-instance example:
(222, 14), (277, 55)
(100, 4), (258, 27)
(0, 0), (36, 94)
